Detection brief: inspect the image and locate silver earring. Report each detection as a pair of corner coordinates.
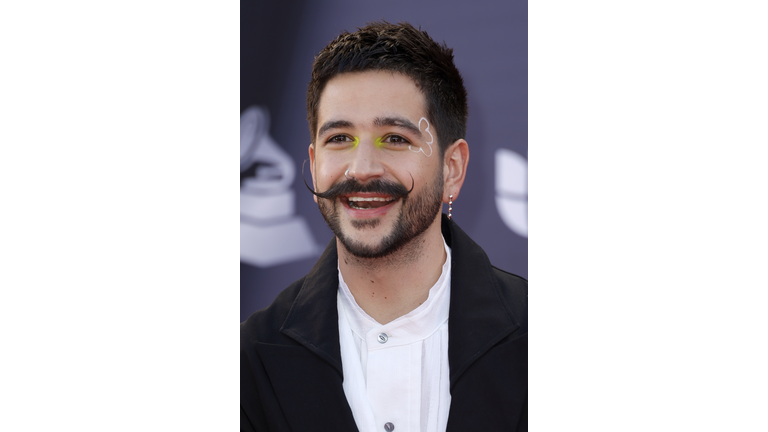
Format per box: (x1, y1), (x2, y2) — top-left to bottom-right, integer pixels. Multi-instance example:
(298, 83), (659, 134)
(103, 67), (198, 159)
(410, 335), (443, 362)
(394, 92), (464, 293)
(448, 194), (453, 220)
(345, 169), (355, 181)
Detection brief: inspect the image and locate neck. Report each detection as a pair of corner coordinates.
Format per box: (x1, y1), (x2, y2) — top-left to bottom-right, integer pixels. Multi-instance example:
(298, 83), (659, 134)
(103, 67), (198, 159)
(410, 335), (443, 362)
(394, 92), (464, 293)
(338, 217), (447, 324)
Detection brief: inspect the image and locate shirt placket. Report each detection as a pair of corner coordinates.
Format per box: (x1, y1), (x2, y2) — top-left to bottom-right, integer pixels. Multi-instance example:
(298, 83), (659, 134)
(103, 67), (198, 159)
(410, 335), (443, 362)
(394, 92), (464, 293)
(365, 325), (421, 432)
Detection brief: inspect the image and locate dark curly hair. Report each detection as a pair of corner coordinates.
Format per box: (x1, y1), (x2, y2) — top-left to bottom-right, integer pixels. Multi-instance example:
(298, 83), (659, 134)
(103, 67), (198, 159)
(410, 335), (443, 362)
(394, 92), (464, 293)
(307, 21), (468, 157)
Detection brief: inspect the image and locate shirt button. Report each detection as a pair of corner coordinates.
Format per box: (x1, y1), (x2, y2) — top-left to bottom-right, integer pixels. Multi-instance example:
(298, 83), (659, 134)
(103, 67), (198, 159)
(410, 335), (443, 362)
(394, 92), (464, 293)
(384, 422), (395, 431)
(377, 333), (388, 344)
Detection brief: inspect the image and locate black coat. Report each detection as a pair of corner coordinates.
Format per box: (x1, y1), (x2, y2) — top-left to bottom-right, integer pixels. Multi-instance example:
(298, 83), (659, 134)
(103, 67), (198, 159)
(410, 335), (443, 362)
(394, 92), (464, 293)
(241, 215), (528, 431)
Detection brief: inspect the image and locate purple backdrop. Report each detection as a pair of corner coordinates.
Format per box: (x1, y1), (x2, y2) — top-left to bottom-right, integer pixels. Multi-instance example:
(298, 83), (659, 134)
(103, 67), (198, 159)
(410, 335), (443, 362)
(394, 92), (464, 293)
(241, 0), (527, 322)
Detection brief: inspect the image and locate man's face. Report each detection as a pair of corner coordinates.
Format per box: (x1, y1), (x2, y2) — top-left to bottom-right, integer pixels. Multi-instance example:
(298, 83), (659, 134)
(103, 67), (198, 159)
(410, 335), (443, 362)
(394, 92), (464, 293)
(309, 70), (444, 258)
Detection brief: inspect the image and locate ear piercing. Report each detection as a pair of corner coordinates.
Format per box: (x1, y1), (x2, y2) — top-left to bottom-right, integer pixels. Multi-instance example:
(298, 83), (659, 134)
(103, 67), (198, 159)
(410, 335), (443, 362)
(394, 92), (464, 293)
(448, 194), (453, 220)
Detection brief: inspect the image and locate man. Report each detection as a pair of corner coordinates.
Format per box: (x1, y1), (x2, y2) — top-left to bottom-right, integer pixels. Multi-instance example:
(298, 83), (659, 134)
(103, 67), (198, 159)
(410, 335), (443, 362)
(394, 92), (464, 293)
(241, 22), (527, 432)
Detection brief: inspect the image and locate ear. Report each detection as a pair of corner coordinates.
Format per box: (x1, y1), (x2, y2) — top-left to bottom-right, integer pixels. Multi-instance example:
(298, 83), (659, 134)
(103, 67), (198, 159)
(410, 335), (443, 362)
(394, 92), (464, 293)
(442, 139), (469, 203)
(308, 143), (318, 203)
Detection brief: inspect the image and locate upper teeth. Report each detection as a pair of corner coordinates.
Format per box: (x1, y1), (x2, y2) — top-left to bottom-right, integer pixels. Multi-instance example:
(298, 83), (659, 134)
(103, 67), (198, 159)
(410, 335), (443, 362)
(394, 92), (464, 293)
(348, 197), (394, 202)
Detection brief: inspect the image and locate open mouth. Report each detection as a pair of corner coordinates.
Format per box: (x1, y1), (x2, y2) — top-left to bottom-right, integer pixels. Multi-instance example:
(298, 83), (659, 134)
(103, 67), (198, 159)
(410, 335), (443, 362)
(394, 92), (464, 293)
(344, 195), (396, 210)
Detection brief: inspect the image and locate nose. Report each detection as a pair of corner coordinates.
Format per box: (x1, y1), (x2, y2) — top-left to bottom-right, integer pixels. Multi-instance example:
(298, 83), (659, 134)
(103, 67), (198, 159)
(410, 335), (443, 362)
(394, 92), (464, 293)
(347, 138), (385, 182)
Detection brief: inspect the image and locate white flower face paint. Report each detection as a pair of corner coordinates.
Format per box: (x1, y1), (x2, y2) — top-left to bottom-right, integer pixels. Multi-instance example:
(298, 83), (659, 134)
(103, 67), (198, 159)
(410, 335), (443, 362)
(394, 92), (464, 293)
(409, 117), (433, 157)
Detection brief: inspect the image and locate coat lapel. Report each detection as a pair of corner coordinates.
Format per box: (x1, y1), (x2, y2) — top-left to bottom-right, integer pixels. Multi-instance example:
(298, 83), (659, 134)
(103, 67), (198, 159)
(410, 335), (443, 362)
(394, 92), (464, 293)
(442, 215), (521, 388)
(280, 238), (344, 375)
(259, 238), (359, 430)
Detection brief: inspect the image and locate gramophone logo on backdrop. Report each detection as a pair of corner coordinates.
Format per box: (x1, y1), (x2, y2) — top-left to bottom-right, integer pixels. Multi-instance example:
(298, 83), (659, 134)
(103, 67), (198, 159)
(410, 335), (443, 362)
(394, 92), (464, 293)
(495, 149), (528, 238)
(240, 106), (319, 267)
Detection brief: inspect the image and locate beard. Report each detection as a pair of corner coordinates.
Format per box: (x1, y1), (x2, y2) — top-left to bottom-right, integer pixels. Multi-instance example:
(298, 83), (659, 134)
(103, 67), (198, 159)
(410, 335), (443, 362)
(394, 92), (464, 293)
(317, 174), (444, 259)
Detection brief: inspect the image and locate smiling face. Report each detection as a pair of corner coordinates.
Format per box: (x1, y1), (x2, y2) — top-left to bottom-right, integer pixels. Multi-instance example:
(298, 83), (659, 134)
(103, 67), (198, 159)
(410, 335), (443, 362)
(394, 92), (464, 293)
(309, 70), (445, 258)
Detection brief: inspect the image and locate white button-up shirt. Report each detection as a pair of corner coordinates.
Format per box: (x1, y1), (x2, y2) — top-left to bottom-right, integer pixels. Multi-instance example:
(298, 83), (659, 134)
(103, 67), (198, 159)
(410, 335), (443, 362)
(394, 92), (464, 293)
(337, 238), (452, 432)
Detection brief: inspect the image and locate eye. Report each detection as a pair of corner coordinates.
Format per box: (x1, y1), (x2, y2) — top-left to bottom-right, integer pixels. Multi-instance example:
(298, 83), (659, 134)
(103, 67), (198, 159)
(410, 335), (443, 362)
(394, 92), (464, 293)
(327, 134), (352, 143)
(324, 134), (360, 148)
(382, 134), (411, 145)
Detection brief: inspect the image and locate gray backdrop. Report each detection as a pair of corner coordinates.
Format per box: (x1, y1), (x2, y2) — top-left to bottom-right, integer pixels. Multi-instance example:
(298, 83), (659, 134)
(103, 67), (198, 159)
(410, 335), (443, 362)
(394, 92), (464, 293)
(241, 0), (527, 322)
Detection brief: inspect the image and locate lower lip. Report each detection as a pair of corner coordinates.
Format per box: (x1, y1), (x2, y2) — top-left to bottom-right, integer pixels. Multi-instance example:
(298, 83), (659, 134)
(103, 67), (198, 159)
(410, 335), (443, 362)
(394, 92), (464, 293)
(342, 198), (398, 218)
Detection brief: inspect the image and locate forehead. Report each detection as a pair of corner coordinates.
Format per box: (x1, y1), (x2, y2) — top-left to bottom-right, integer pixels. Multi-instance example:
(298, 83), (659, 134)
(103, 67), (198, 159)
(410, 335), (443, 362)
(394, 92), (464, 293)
(316, 71), (426, 135)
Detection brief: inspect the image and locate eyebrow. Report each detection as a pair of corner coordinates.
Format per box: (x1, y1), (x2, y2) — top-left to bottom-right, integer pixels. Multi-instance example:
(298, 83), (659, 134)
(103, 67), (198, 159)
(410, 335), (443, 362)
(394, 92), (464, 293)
(374, 116), (422, 138)
(317, 120), (354, 138)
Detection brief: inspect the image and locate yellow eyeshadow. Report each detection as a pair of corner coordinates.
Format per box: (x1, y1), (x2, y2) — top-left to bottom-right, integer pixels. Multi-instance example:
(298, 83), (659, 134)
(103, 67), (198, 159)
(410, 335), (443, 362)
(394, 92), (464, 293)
(374, 136), (385, 148)
(351, 136), (359, 148)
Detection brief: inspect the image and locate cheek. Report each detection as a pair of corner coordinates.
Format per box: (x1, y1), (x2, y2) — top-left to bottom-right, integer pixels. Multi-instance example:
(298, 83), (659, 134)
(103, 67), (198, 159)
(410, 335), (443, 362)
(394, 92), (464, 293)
(315, 157), (347, 186)
(412, 159), (440, 181)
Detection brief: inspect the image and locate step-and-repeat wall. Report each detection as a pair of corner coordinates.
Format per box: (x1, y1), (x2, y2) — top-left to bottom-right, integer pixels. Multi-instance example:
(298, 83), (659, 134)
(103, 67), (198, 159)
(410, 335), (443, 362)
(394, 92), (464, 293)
(241, 0), (527, 322)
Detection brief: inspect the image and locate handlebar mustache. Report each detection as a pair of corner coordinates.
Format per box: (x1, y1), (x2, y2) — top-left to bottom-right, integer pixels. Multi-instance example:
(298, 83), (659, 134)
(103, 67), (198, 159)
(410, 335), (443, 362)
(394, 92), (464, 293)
(302, 160), (414, 200)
